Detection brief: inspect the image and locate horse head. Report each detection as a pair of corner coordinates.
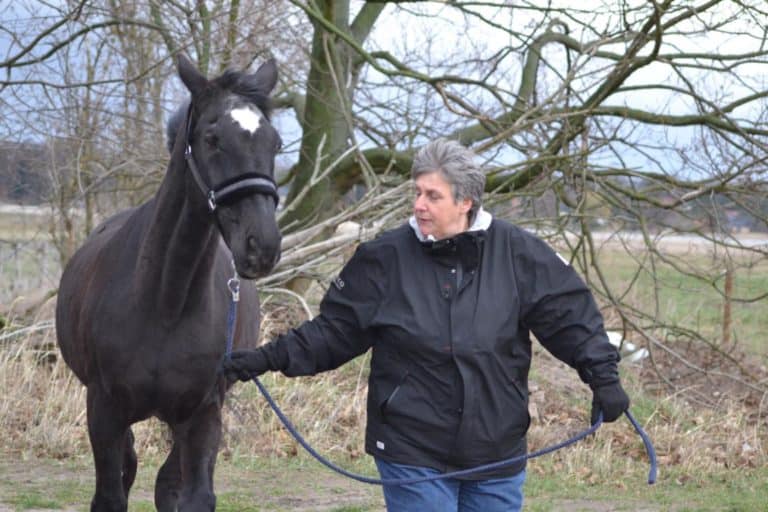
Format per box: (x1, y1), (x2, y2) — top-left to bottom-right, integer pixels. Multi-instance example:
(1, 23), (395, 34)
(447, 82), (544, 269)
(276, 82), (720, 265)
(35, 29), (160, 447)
(176, 54), (282, 279)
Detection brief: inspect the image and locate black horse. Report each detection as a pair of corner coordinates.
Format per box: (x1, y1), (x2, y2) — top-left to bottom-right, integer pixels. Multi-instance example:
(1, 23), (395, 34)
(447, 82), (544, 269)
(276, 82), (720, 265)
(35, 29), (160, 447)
(55, 54), (282, 511)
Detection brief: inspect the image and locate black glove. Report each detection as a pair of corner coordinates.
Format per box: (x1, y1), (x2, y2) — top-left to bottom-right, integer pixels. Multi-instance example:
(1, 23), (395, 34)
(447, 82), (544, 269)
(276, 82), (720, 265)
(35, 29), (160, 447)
(591, 381), (630, 424)
(220, 349), (270, 382)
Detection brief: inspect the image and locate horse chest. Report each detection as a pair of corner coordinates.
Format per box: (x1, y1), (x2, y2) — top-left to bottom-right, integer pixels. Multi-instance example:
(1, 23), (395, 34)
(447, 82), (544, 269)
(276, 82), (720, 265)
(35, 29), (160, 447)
(91, 316), (224, 418)
(99, 350), (221, 422)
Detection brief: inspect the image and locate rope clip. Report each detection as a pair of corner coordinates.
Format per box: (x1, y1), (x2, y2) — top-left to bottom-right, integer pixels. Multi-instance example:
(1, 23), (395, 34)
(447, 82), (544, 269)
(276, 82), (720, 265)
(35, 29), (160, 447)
(228, 259), (240, 302)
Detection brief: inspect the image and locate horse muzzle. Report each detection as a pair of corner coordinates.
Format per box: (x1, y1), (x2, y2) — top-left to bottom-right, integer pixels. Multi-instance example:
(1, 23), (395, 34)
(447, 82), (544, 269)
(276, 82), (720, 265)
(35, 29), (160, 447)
(232, 233), (281, 279)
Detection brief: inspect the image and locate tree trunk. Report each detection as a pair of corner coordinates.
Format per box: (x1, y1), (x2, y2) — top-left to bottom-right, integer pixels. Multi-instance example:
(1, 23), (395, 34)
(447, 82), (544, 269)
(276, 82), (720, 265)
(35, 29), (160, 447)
(281, 0), (353, 229)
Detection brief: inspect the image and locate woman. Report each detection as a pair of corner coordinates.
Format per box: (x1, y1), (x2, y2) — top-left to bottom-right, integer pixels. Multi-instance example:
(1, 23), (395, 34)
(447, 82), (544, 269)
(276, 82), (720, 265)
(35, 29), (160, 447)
(222, 138), (630, 512)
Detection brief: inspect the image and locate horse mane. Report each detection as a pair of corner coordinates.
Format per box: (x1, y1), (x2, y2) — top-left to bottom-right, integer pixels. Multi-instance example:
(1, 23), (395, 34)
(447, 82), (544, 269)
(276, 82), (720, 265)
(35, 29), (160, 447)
(166, 100), (189, 154)
(166, 68), (273, 154)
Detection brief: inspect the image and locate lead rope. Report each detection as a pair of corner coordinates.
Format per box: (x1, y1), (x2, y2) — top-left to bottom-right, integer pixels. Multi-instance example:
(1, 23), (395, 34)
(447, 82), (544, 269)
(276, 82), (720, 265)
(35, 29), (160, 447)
(223, 287), (657, 486)
(224, 260), (240, 357)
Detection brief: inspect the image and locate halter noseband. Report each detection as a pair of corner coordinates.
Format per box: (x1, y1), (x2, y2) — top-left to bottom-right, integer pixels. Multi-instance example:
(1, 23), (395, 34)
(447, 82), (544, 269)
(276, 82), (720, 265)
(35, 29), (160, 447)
(184, 104), (279, 212)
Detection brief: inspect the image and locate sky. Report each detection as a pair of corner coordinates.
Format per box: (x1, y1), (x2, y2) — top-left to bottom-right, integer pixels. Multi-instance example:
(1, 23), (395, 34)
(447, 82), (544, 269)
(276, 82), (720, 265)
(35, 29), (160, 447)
(355, 1), (766, 178)
(1, 0), (765, 180)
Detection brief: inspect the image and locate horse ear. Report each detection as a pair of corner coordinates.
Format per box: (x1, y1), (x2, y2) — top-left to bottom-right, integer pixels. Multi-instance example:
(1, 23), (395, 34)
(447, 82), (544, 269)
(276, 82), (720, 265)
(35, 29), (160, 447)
(250, 58), (278, 95)
(177, 53), (207, 97)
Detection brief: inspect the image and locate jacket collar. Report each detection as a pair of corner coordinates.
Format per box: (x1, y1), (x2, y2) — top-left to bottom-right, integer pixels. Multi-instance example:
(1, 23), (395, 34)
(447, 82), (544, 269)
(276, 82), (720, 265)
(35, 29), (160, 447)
(408, 207), (492, 243)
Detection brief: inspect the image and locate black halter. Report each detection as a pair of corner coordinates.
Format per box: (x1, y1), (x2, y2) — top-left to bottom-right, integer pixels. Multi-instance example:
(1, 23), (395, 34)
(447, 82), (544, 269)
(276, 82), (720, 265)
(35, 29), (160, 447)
(184, 104), (279, 212)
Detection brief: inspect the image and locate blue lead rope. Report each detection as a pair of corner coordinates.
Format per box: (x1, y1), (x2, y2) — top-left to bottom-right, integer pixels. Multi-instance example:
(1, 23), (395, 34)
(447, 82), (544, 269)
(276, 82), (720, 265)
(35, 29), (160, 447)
(223, 291), (657, 486)
(625, 409), (658, 484)
(250, 377), (656, 485)
(224, 270), (240, 357)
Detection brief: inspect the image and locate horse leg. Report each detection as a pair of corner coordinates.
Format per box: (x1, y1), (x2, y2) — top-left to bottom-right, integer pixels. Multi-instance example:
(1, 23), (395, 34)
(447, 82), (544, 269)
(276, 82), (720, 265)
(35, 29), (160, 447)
(122, 428), (137, 497)
(176, 403), (223, 512)
(155, 438), (182, 512)
(87, 384), (130, 512)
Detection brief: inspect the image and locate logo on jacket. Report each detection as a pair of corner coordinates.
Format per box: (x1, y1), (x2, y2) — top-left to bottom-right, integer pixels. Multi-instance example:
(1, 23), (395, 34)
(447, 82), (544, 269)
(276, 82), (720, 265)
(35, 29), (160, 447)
(333, 276), (345, 290)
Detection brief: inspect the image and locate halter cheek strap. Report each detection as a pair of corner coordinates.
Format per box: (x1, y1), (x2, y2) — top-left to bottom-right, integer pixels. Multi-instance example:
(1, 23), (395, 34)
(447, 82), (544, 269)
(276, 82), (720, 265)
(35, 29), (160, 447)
(184, 104), (279, 212)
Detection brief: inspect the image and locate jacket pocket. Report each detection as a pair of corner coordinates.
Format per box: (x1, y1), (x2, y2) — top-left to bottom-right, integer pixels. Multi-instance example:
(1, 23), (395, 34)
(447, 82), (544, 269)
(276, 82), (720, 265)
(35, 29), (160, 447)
(483, 368), (531, 442)
(509, 377), (527, 405)
(509, 377), (531, 434)
(379, 371), (409, 424)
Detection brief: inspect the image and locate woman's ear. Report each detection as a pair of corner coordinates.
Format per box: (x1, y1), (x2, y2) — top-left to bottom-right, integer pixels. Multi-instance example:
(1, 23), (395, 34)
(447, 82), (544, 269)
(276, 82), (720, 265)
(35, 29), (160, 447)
(459, 197), (473, 215)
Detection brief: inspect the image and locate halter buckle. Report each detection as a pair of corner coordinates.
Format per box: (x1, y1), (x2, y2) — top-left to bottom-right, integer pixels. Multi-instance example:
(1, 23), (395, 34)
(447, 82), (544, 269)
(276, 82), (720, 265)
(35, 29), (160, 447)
(207, 190), (217, 212)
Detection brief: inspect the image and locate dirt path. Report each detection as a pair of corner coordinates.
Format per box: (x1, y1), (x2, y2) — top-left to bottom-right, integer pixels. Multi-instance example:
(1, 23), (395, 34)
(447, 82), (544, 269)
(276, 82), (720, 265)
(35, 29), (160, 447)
(0, 457), (384, 512)
(0, 457), (671, 512)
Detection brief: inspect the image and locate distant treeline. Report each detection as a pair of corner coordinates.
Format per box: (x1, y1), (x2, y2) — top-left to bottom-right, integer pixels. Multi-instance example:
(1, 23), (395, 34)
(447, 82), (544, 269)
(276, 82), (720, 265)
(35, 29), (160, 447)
(0, 141), (51, 205)
(1, 139), (766, 234)
(502, 186), (768, 234)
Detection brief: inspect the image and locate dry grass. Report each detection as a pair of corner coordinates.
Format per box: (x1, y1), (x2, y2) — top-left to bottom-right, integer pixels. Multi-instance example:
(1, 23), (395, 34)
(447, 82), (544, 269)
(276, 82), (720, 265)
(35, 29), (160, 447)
(0, 324), (88, 458)
(221, 299), (369, 462)
(2, 298), (765, 490)
(525, 348), (767, 485)
(0, 299), (371, 465)
(1, 225), (766, 488)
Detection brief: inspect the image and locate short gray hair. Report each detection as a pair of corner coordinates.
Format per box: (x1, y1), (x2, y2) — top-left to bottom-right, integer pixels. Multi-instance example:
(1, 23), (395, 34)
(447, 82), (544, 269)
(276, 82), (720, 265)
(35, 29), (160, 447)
(411, 138), (486, 221)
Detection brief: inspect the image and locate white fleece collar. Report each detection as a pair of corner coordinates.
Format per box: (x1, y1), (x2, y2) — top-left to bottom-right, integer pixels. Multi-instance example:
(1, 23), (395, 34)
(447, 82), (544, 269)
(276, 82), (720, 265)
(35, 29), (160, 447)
(409, 207), (493, 242)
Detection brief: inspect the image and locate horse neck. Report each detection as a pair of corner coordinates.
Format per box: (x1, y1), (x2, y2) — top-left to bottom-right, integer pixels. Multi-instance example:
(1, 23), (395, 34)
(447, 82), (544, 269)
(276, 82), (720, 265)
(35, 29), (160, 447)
(135, 150), (220, 319)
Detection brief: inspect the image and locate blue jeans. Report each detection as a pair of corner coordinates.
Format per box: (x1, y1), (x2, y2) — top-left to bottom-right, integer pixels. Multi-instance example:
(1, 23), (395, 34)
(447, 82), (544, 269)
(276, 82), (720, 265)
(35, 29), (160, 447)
(375, 458), (525, 512)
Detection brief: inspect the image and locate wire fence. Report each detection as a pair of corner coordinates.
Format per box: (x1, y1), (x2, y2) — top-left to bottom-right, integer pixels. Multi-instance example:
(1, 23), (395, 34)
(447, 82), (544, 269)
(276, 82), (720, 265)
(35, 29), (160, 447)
(0, 238), (60, 306)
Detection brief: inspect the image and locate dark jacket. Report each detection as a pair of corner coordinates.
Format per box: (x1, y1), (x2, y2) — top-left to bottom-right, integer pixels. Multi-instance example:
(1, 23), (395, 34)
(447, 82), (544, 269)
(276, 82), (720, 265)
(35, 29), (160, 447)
(259, 218), (620, 478)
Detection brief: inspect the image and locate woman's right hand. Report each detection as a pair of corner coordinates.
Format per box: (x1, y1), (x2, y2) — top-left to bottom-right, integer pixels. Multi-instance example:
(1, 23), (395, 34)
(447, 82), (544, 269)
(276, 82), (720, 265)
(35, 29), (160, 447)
(220, 349), (270, 382)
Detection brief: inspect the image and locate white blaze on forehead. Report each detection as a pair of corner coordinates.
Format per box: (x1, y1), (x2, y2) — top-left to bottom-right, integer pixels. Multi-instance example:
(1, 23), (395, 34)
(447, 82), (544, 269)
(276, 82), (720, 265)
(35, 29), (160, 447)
(229, 106), (262, 134)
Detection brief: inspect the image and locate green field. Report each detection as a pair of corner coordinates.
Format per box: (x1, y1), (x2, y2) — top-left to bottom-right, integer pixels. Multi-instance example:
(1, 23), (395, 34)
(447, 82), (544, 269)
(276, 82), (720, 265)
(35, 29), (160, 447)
(0, 205), (51, 241)
(592, 248), (768, 356)
(1, 214), (766, 511)
(1, 451), (766, 511)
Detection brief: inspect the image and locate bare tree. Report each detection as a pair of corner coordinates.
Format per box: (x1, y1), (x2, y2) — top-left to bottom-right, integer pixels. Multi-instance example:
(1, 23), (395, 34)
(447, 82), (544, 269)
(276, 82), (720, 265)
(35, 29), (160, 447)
(1, 0), (766, 400)
(0, 0), (297, 261)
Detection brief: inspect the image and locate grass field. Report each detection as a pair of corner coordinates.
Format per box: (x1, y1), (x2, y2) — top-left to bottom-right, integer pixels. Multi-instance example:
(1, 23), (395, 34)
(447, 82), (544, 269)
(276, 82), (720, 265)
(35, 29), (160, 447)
(0, 207), (61, 307)
(591, 248), (768, 356)
(0, 211), (766, 511)
(1, 324), (766, 511)
(1, 444), (766, 511)
(0, 204), (51, 241)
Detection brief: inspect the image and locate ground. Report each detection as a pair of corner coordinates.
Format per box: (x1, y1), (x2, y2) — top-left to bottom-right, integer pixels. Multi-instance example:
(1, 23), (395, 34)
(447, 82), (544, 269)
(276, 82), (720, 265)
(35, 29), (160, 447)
(0, 457), (672, 512)
(2, 232), (765, 510)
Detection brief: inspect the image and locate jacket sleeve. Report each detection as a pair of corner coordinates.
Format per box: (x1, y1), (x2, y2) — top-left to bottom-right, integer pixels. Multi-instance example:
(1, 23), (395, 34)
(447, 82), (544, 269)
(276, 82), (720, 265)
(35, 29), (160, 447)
(260, 243), (386, 377)
(515, 234), (620, 388)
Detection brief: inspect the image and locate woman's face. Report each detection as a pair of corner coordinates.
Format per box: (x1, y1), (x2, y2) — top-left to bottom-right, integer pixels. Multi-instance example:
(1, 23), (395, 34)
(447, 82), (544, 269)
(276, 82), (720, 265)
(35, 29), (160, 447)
(413, 171), (472, 240)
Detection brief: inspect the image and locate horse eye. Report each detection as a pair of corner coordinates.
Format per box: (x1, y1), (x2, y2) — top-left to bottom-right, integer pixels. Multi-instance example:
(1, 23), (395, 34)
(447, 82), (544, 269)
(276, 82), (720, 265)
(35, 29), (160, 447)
(204, 133), (219, 150)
